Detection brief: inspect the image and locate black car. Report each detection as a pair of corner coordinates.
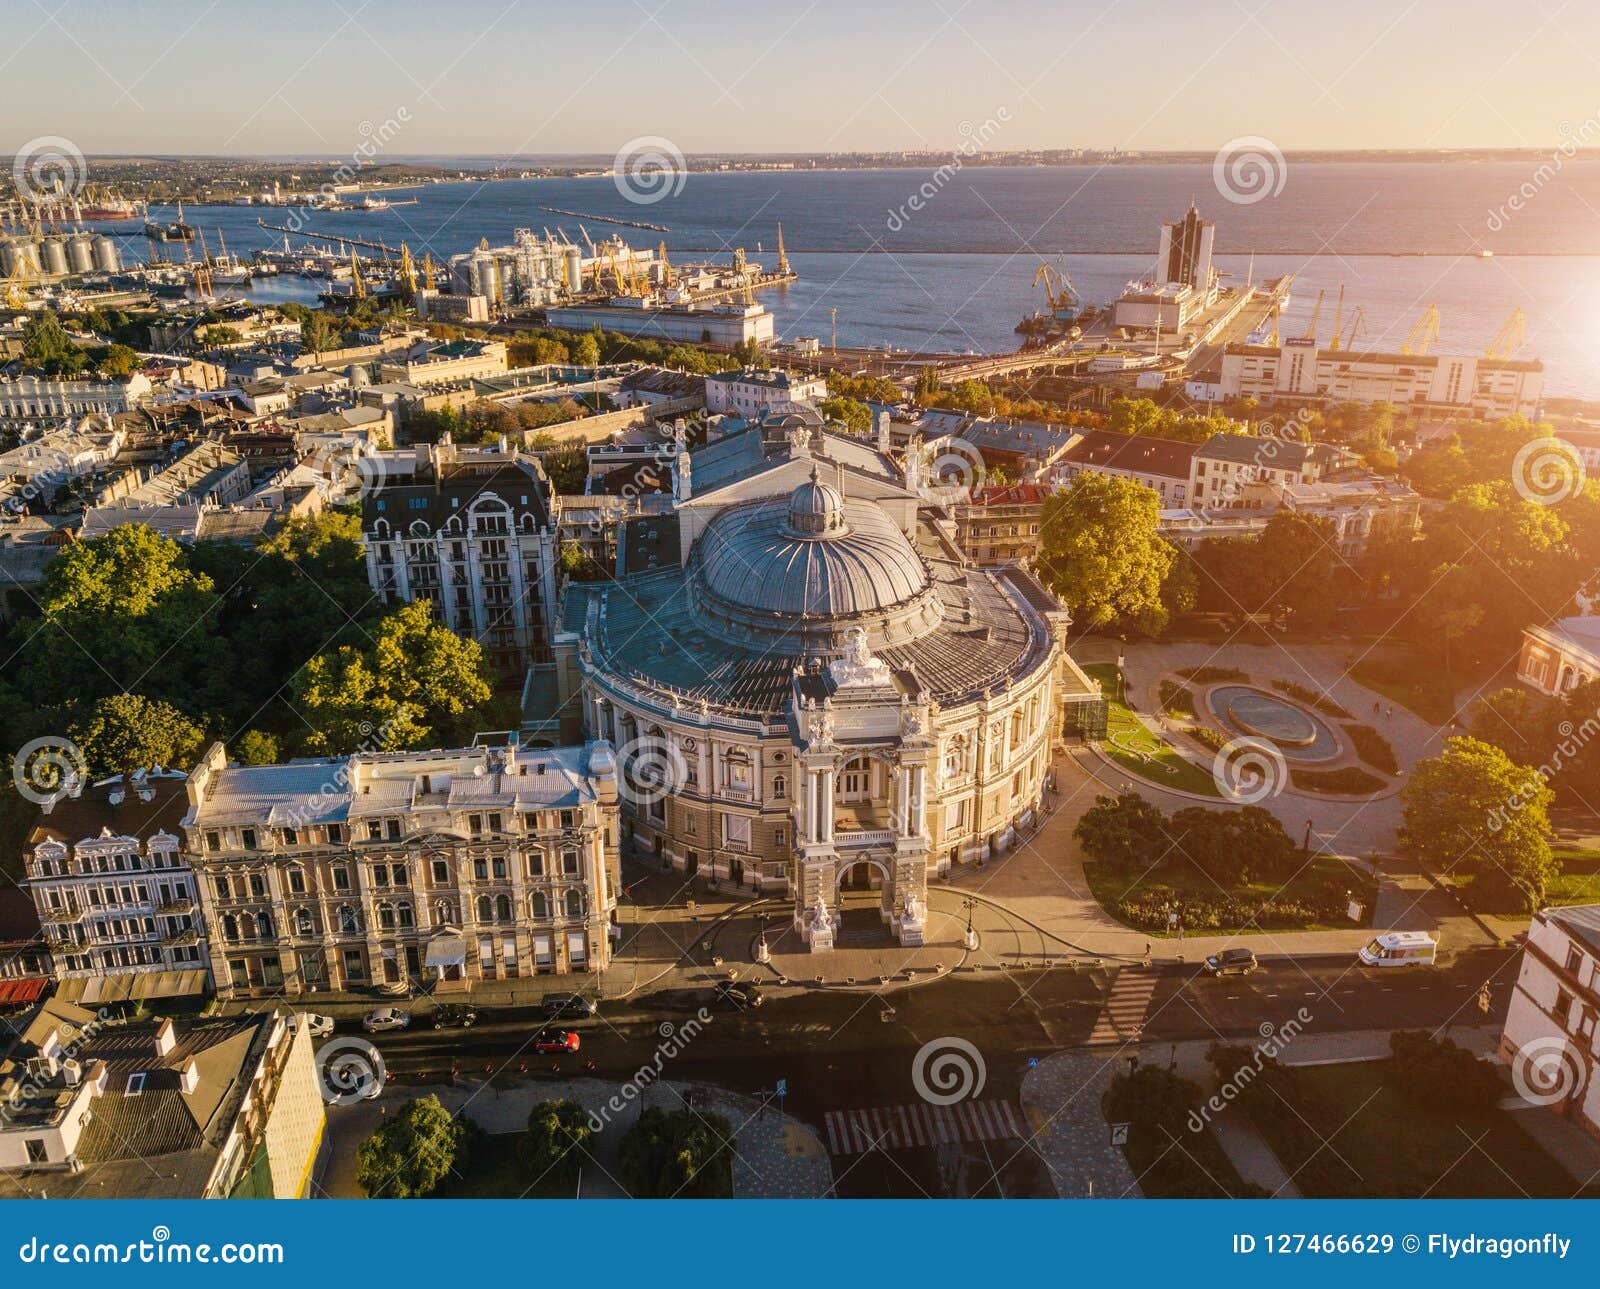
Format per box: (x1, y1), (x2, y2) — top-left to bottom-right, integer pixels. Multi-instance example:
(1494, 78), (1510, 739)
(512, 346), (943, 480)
(1203, 947), (1259, 977)
(540, 993), (597, 1020)
(432, 1004), (478, 1029)
(713, 981), (763, 1009)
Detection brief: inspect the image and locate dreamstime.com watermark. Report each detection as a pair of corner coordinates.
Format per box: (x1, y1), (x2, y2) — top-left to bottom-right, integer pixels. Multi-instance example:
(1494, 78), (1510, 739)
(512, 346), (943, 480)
(1486, 705), (1600, 833)
(1211, 736), (1289, 803)
(1212, 136), (1287, 206)
(588, 1009), (712, 1130)
(17, 1228), (283, 1265)
(11, 736), (88, 806)
(1510, 435), (1585, 506)
(911, 1036), (986, 1105)
(613, 136), (687, 205)
(1188, 1008), (1313, 1133)
(1486, 113), (1600, 232)
(12, 136), (87, 203)
(884, 110), (1011, 233)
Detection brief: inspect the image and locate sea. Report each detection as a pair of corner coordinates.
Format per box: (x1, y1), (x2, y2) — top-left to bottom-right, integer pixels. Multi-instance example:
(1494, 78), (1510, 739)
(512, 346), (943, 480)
(88, 160), (1600, 398)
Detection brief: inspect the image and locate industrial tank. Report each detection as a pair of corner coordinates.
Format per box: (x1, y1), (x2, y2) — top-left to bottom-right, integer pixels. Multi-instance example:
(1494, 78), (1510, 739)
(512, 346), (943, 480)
(92, 236), (120, 272)
(40, 237), (69, 277)
(67, 234), (95, 274)
(565, 246), (583, 293)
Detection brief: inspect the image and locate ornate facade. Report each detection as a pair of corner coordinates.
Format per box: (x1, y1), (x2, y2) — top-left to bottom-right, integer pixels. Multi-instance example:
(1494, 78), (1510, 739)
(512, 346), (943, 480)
(183, 739), (620, 998)
(556, 414), (1095, 951)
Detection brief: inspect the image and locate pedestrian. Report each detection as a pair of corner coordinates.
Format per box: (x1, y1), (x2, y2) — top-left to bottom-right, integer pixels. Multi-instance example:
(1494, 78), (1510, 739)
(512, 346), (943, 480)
(1144, 940), (1151, 958)
(1386, 704), (1393, 719)
(1372, 700), (1379, 716)
(1177, 923), (1185, 941)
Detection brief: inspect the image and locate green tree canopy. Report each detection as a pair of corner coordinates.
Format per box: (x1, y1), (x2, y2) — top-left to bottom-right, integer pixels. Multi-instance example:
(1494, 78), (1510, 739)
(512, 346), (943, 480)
(617, 1107), (733, 1198)
(69, 693), (205, 776)
(520, 1099), (594, 1187)
(1036, 473), (1177, 635)
(1399, 736), (1555, 911)
(356, 1096), (466, 1199)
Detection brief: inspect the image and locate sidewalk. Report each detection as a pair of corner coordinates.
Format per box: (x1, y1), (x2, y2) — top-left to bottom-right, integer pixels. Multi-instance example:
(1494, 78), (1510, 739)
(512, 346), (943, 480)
(321, 1074), (832, 1199)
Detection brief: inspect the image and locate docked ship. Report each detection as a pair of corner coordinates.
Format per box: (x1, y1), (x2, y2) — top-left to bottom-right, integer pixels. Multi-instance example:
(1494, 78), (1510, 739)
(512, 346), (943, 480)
(82, 196), (143, 221)
(144, 201), (196, 242)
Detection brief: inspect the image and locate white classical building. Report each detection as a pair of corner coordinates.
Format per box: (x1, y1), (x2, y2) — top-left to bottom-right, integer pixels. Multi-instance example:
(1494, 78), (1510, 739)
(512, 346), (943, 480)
(704, 368), (828, 419)
(554, 405), (1099, 951)
(1499, 905), (1600, 1143)
(21, 771), (210, 995)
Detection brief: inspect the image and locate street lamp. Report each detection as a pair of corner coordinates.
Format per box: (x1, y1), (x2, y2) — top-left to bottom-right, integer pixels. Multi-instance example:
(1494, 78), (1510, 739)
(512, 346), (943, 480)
(1303, 819), (1314, 858)
(962, 897), (978, 952)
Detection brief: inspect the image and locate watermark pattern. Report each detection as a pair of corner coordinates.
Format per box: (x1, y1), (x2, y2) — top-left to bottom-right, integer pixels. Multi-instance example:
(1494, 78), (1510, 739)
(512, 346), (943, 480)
(1486, 113), (1600, 232)
(885, 109), (1011, 232)
(1183, 407), (1316, 528)
(614, 735), (689, 808)
(1487, 706), (1600, 833)
(315, 1037), (387, 1105)
(12, 136), (87, 203)
(0, 1007), (113, 1126)
(276, 109), (411, 237)
(1212, 136), (1288, 206)
(1509, 1035), (1586, 1107)
(1188, 1008), (1312, 1133)
(12, 736), (88, 805)
(1511, 435), (1584, 506)
(17, 1229), (283, 1265)
(911, 1036), (987, 1105)
(1211, 736), (1288, 803)
(588, 1008), (711, 1131)
(613, 136), (687, 205)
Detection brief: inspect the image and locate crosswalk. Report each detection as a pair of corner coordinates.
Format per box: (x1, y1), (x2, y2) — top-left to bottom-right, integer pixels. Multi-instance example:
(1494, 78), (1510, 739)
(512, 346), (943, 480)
(823, 1100), (1025, 1155)
(1088, 969), (1160, 1045)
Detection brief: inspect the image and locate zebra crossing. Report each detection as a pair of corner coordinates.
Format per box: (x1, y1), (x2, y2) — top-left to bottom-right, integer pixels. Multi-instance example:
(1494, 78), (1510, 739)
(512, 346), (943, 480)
(823, 1099), (1025, 1155)
(1088, 968), (1160, 1045)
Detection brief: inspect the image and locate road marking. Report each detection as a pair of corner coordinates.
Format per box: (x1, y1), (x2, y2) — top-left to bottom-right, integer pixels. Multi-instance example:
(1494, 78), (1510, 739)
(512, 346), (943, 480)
(823, 1100), (1026, 1156)
(1088, 969), (1160, 1045)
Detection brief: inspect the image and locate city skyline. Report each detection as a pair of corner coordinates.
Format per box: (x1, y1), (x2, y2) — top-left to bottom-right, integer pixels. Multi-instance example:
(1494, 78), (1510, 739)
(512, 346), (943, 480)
(6, 0), (1600, 156)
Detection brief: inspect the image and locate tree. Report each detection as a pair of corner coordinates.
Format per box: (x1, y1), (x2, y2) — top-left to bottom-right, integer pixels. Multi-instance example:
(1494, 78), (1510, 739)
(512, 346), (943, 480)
(1399, 736), (1555, 911)
(356, 1096), (466, 1199)
(1387, 1031), (1504, 1116)
(1074, 792), (1169, 868)
(1036, 473), (1176, 635)
(96, 344), (140, 377)
(1193, 512), (1340, 625)
(520, 1099), (593, 1187)
(234, 729), (280, 766)
(198, 325), (242, 347)
(69, 693), (205, 776)
(617, 1107), (733, 1198)
(292, 601), (493, 754)
(299, 310), (341, 355)
(571, 333), (601, 366)
(21, 310), (86, 376)
(819, 396), (871, 436)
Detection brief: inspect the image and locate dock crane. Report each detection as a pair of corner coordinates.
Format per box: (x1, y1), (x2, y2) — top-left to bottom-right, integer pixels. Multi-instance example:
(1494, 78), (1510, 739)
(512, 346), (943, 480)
(657, 241), (673, 290)
(1485, 307), (1525, 359)
(1300, 288), (1325, 344)
(423, 252), (436, 292)
(190, 231), (213, 299)
(1328, 284), (1345, 350)
(1031, 261), (1080, 320)
(349, 246), (366, 299)
(577, 225), (597, 256)
(399, 244), (418, 297)
(1401, 303), (1440, 356)
(1331, 304), (1365, 352)
(776, 223), (790, 276)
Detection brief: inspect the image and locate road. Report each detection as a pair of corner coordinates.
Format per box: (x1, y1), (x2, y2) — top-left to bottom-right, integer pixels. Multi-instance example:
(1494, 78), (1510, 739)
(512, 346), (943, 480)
(351, 947), (1518, 1197)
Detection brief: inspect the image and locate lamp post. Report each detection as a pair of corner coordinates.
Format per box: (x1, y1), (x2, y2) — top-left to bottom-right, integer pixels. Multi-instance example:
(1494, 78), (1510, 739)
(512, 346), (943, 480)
(962, 897), (978, 952)
(1303, 819), (1314, 858)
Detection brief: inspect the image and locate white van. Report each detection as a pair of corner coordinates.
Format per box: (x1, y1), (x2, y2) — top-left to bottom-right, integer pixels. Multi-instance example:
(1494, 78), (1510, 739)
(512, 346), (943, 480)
(1359, 930), (1439, 967)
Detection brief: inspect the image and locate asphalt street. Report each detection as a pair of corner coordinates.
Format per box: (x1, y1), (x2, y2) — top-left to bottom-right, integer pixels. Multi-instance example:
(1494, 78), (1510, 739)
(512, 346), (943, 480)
(345, 947), (1519, 1197)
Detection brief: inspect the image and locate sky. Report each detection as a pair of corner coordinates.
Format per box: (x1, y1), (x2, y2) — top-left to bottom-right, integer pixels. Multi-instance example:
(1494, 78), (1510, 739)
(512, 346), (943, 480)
(6, 0), (1600, 157)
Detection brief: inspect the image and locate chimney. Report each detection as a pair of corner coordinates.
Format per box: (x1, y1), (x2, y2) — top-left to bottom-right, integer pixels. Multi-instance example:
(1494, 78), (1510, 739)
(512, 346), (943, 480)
(153, 1018), (176, 1058)
(179, 1059), (199, 1095)
(876, 410), (891, 450)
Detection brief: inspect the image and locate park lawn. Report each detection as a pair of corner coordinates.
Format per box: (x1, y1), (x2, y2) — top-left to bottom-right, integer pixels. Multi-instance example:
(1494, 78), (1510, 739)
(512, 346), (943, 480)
(1349, 658), (1459, 725)
(1246, 1061), (1590, 1198)
(1083, 855), (1376, 936)
(434, 1131), (577, 1199)
(1546, 847), (1600, 906)
(1082, 664), (1222, 798)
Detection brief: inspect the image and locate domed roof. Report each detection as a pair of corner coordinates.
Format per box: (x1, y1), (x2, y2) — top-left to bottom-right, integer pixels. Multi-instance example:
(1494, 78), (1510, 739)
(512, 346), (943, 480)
(690, 485), (941, 651)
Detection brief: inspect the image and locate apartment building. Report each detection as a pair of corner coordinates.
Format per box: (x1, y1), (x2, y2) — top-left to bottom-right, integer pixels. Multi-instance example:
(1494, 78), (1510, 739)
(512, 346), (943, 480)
(1054, 429), (1197, 506)
(183, 738), (621, 999)
(363, 434), (560, 671)
(704, 368), (827, 418)
(0, 1004), (324, 1198)
(21, 771), (210, 997)
(951, 483), (1052, 565)
(1499, 904), (1600, 1142)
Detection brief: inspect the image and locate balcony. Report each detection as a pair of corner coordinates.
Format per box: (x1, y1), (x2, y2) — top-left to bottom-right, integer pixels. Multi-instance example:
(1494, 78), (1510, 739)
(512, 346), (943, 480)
(162, 928), (199, 948)
(157, 897), (195, 915)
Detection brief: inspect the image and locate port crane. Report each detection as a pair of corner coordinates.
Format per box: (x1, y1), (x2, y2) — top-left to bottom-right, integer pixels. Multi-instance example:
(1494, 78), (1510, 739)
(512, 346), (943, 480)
(776, 223), (790, 276)
(1401, 304), (1440, 355)
(1031, 261), (1080, 320)
(1301, 288), (1325, 343)
(1331, 304), (1365, 352)
(398, 244), (418, 297)
(1485, 308), (1525, 359)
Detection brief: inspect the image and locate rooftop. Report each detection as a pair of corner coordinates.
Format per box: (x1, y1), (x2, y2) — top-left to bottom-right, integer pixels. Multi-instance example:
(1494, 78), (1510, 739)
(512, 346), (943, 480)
(1060, 429), (1196, 481)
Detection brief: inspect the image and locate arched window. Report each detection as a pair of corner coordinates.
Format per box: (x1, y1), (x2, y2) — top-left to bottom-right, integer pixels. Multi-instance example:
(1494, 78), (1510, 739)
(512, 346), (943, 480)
(564, 889), (583, 918)
(771, 773), (787, 800)
(258, 911), (273, 940)
(240, 913), (257, 941)
(841, 756), (870, 802)
(531, 891), (549, 919)
(495, 894), (512, 921)
(223, 914), (238, 942)
(398, 902), (414, 929)
(295, 908), (315, 936)
(476, 894), (492, 923)
(1010, 709), (1025, 748)
(377, 901), (395, 930)
(338, 905), (359, 934)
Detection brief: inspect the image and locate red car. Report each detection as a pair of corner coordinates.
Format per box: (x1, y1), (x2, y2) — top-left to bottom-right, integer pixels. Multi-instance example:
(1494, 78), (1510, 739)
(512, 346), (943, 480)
(532, 1028), (580, 1054)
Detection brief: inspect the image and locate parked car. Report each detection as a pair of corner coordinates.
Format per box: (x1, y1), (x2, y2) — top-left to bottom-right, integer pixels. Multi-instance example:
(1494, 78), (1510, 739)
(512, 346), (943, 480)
(1202, 947), (1258, 977)
(532, 1028), (581, 1054)
(540, 993), (597, 1020)
(713, 981), (763, 1009)
(362, 1006), (411, 1033)
(1359, 931), (1438, 967)
(294, 1012), (334, 1038)
(432, 1004), (478, 1029)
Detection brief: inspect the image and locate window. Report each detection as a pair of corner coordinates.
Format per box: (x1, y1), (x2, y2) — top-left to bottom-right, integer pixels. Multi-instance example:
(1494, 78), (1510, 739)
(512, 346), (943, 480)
(723, 815), (751, 848)
(772, 773), (786, 799)
(338, 905), (359, 934)
(377, 902), (395, 930)
(495, 894), (511, 921)
(386, 819), (401, 841)
(332, 867), (351, 892)
(295, 908), (315, 936)
(205, 831), (221, 852)
(564, 889), (583, 918)
(432, 859), (450, 883)
(392, 864), (408, 887)
(476, 895), (492, 922)
(531, 891), (548, 918)
(288, 868), (306, 895)
(25, 1138), (48, 1164)
(1555, 990), (1574, 1025)
(241, 829), (257, 850)
(473, 858), (488, 880)
(125, 1073), (146, 1097)
(366, 821), (383, 841)
(841, 757), (870, 802)
(1566, 945), (1585, 976)
(561, 849), (579, 876)
(327, 824), (343, 844)
(527, 850), (545, 877)
(373, 866), (389, 888)
(212, 876), (231, 901)
(398, 902), (415, 929)
(488, 813), (503, 833)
